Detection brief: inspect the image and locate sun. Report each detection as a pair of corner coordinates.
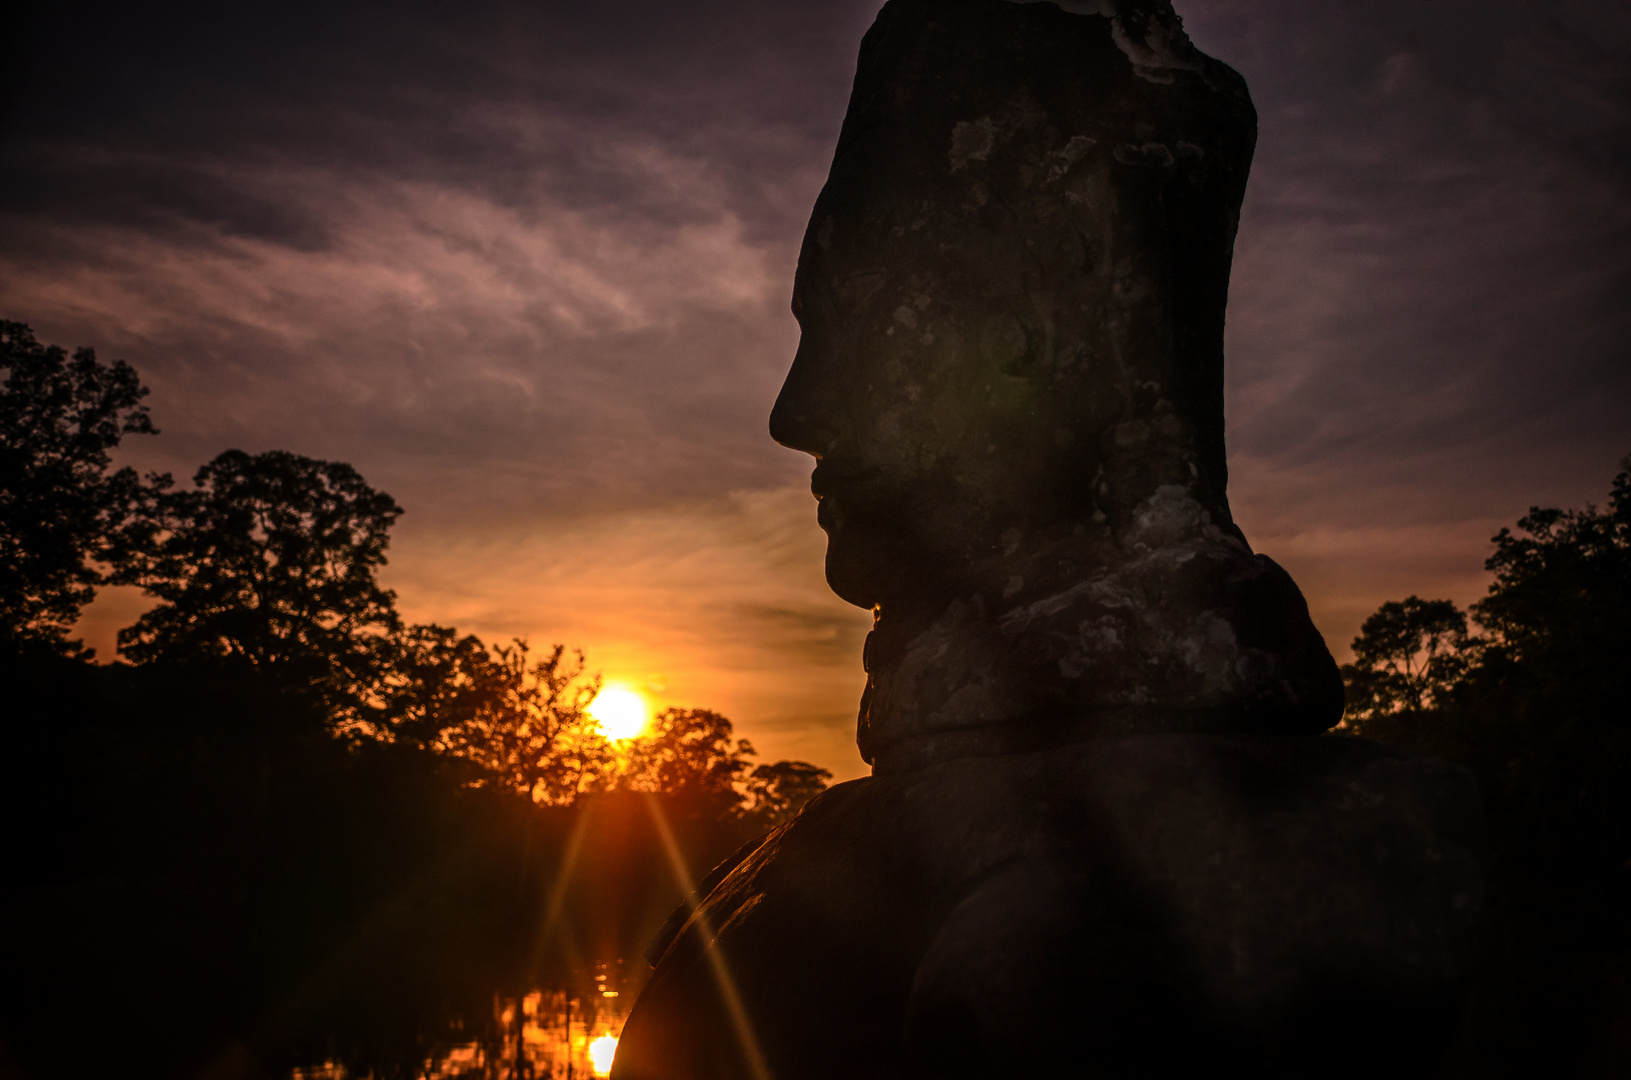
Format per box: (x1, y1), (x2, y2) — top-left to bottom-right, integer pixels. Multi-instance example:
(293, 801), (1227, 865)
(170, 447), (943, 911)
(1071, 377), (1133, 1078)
(588, 684), (649, 741)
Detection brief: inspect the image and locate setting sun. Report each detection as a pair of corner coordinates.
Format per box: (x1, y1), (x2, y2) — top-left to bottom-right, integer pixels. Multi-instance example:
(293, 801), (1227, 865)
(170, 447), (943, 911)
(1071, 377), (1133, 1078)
(588, 685), (649, 740)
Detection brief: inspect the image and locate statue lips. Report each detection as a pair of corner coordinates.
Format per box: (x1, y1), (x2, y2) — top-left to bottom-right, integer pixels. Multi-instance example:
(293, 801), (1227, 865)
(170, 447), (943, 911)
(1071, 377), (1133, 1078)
(809, 460), (883, 534)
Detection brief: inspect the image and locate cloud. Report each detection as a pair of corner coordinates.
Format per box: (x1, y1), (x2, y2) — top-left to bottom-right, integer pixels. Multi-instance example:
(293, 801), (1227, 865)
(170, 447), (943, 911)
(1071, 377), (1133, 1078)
(0, 153), (806, 523)
(1181, 0), (1631, 651)
(725, 603), (869, 669)
(18, 0), (1631, 773)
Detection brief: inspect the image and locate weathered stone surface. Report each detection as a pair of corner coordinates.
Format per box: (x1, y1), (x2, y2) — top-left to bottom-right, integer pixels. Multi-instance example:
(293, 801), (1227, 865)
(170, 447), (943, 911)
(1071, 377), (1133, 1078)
(614, 736), (1487, 1079)
(766, 0), (1341, 773)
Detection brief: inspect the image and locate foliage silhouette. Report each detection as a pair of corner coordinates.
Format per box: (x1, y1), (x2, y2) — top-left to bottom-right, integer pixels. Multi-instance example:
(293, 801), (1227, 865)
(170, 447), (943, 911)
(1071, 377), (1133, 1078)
(0, 320), (841, 1079)
(115, 449), (404, 718)
(365, 622), (498, 751)
(1340, 454), (1631, 1077)
(0, 646), (799, 1080)
(436, 639), (611, 805)
(1340, 595), (1473, 721)
(742, 759), (835, 830)
(0, 321), (159, 652)
(622, 708), (754, 798)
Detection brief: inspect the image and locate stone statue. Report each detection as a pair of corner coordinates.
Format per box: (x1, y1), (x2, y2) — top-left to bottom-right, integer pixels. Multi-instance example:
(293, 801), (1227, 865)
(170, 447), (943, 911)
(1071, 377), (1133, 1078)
(767, 0), (1341, 773)
(612, 2), (1486, 1077)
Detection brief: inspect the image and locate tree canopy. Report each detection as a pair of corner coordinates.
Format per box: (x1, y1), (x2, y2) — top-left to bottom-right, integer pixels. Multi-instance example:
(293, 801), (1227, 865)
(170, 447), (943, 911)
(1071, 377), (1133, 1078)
(1340, 595), (1472, 719)
(366, 622), (501, 750)
(0, 319), (840, 1079)
(743, 759), (835, 830)
(622, 708), (755, 802)
(1, 323), (833, 817)
(434, 640), (611, 805)
(0, 320), (159, 652)
(1340, 454), (1631, 1076)
(115, 449), (404, 713)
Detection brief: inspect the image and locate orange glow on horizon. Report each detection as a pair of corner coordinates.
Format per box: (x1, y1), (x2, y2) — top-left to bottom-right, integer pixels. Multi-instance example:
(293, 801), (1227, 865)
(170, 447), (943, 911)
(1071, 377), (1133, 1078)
(588, 684), (650, 740)
(364, 489), (877, 782)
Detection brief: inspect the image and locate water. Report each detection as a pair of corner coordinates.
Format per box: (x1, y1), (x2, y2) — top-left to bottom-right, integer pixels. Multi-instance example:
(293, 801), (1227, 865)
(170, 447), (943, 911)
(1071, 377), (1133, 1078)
(291, 986), (630, 1080)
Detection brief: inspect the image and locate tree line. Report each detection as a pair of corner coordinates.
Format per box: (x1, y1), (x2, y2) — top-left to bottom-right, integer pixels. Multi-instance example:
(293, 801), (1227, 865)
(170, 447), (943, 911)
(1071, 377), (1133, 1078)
(0, 319), (828, 822)
(1338, 455), (1631, 1077)
(0, 320), (829, 1080)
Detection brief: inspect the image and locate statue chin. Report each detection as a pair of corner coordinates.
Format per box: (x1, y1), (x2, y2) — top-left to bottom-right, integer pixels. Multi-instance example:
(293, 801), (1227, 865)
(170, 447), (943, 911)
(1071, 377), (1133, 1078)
(818, 511), (941, 612)
(821, 531), (903, 612)
(817, 556), (864, 612)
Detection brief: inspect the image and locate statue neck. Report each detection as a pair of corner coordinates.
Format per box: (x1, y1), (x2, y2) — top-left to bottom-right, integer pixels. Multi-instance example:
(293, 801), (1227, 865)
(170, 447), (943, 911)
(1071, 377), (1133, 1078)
(856, 494), (1343, 772)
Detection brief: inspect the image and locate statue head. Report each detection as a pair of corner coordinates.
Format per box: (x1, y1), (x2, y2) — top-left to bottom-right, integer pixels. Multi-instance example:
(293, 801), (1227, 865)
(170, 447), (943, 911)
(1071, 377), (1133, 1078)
(771, 0), (1343, 770)
(771, 0), (1253, 606)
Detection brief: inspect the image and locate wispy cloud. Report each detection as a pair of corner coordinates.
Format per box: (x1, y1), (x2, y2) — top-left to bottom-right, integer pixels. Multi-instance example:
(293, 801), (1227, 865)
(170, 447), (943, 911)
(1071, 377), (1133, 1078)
(10, 0), (1630, 774)
(1185, 0), (1631, 653)
(2, 154), (805, 521)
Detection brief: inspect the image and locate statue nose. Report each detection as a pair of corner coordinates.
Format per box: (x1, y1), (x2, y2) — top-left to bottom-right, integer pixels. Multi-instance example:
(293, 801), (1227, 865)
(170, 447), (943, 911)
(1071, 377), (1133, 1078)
(768, 336), (842, 456)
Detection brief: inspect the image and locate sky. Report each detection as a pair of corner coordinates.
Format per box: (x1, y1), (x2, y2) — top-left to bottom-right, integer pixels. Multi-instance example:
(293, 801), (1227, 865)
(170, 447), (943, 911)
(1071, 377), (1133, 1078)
(3, 0), (1628, 781)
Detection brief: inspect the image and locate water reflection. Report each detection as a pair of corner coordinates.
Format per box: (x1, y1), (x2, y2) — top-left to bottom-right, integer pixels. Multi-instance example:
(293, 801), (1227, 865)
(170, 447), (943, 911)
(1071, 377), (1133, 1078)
(587, 1034), (619, 1076)
(291, 981), (629, 1080)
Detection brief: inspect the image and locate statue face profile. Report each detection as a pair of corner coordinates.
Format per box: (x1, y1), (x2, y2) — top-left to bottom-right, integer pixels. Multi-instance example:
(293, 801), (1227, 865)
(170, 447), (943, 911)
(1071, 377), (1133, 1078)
(770, 229), (1092, 612)
(767, 0), (1264, 619)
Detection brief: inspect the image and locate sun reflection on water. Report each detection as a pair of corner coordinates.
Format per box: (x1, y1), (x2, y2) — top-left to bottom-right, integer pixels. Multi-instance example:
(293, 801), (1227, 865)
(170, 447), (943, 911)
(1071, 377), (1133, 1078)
(291, 981), (627, 1080)
(588, 1033), (619, 1076)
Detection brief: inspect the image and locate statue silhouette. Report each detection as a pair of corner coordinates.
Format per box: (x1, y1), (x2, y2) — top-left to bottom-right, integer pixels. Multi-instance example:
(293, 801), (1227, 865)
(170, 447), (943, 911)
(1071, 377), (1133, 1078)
(614, 3), (1486, 1077)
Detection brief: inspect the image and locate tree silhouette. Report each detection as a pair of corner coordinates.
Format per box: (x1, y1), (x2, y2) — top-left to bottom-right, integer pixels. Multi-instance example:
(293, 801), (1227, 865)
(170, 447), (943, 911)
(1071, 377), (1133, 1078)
(1460, 456), (1631, 843)
(743, 759), (834, 829)
(622, 708), (756, 811)
(438, 640), (611, 805)
(115, 449), (403, 716)
(0, 320), (159, 653)
(1, 319), (850, 1079)
(1339, 455), (1631, 1075)
(1474, 461), (1631, 688)
(1340, 595), (1473, 724)
(365, 622), (500, 750)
